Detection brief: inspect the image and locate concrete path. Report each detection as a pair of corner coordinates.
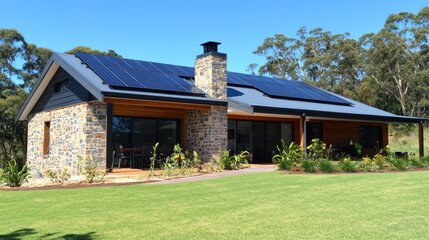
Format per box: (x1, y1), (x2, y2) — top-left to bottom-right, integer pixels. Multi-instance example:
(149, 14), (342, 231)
(148, 164), (276, 185)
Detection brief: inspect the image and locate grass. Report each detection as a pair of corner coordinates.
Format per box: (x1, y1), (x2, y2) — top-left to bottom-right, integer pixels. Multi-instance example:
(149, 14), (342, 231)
(1, 171), (429, 239)
(389, 127), (429, 155)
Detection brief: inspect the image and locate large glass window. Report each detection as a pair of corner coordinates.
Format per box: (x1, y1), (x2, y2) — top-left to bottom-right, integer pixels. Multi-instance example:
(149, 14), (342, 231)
(281, 123), (293, 145)
(236, 121), (252, 153)
(228, 120), (236, 153)
(359, 126), (382, 148)
(112, 116), (179, 149)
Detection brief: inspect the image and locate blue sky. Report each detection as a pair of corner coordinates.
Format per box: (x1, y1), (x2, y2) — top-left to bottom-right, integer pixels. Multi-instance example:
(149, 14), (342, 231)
(1, 0), (428, 73)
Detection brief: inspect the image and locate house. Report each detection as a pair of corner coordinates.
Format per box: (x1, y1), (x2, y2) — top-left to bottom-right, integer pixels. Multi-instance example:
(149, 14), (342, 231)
(16, 42), (425, 177)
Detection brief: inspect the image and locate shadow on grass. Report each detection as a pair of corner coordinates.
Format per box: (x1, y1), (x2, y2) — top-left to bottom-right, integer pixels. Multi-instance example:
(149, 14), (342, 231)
(0, 228), (98, 240)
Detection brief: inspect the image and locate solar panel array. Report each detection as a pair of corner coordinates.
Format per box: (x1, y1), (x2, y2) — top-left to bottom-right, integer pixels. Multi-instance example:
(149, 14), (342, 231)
(75, 52), (203, 96)
(227, 72), (351, 105)
(76, 52), (350, 105)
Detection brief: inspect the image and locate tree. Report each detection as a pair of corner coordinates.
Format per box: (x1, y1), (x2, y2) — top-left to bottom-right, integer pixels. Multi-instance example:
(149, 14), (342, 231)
(65, 46), (121, 57)
(362, 7), (429, 116)
(21, 44), (53, 89)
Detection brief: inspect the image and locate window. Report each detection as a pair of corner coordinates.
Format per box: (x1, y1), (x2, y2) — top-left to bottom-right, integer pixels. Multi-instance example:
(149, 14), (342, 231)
(43, 121), (50, 155)
(359, 126), (382, 148)
(54, 80), (69, 93)
(306, 123), (323, 146)
(280, 123), (293, 145)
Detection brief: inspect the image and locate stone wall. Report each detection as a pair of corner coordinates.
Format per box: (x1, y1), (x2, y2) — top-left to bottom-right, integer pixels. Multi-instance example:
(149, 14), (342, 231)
(185, 106), (228, 162)
(194, 53), (227, 101)
(27, 101), (106, 178)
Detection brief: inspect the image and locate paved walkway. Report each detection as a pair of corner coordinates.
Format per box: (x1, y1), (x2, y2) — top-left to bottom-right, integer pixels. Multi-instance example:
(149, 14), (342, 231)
(148, 164), (276, 185)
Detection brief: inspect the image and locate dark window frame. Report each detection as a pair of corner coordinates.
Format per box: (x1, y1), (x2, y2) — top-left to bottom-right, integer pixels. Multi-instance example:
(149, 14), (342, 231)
(112, 115), (181, 148)
(53, 79), (70, 94)
(359, 125), (382, 148)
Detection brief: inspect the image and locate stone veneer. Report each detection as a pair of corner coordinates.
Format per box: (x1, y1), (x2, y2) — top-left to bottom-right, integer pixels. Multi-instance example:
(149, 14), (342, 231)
(185, 106), (228, 162)
(186, 52), (228, 162)
(27, 101), (106, 178)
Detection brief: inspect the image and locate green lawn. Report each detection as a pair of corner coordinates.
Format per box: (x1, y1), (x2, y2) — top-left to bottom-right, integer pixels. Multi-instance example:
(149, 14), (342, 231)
(1, 171), (428, 240)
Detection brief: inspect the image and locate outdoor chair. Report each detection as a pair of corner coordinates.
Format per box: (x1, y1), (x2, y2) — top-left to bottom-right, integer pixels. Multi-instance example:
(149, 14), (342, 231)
(111, 143), (129, 169)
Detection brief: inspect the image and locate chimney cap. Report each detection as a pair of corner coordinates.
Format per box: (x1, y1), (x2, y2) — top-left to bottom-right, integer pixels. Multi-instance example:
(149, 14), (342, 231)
(201, 41), (222, 54)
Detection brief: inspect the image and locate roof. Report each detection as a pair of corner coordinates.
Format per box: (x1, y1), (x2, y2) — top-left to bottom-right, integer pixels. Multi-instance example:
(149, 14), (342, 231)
(16, 52), (426, 123)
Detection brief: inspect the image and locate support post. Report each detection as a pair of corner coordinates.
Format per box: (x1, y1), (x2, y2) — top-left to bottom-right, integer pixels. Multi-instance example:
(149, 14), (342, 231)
(106, 103), (113, 169)
(300, 113), (307, 150)
(419, 122), (424, 159)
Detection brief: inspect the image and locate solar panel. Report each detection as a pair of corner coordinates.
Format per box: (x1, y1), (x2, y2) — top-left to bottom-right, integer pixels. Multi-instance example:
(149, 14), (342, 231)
(76, 52), (350, 105)
(75, 52), (204, 96)
(227, 72), (351, 105)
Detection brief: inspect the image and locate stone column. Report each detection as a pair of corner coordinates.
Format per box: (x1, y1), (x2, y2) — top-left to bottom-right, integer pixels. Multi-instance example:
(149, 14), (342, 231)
(185, 44), (228, 162)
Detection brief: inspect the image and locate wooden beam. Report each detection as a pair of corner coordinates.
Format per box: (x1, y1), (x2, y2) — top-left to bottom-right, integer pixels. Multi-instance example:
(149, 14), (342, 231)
(106, 103), (113, 170)
(419, 122), (424, 159)
(104, 97), (211, 110)
(300, 114), (307, 149)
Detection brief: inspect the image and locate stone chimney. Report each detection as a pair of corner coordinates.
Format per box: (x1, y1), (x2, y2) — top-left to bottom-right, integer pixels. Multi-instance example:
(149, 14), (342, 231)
(185, 42), (228, 162)
(194, 41), (227, 101)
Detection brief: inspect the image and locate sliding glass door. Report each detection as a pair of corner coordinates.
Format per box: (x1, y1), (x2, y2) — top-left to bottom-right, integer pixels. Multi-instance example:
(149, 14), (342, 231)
(228, 120), (294, 163)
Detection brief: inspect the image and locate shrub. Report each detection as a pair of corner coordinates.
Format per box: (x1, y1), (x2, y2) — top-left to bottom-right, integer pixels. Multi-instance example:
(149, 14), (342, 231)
(0, 169), (4, 185)
(372, 154), (387, 171)
(77, 155), (107, 183)
(301, 160), (317, 173)
(307, 139), (326, 160)
(390, 158), (409, 171)
(1, 158), (30, 187)
(272, 140), (303, 170)
(419, 156), (429, 167)
(409, 158), (425, 168)
(318, 159), (336, 173)
(215, 150), (249, 170)
(339, 157), (357, 172)
(44, 168), (71, 184)
(360, 157), (374, 172)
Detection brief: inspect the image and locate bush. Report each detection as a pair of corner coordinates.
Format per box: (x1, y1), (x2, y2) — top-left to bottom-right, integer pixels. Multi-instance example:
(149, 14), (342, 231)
(215, 150), (249, 170)
(1, 158), (30, 187)
(360, 156), (375, 172)
(77, 155), (107, 183)
(272, 140), (303, 170)
(409, 158), (424, 168)
(44, 168), (71, 184)
(307, 139), (326, 160)
(339, 158), (357, 172)
(419, 156), (429, 167)
(301, 160), (317, 173)
(318, 159), (336, 173)
(372, 154), (387, 171)
(390, 158), (409, 171)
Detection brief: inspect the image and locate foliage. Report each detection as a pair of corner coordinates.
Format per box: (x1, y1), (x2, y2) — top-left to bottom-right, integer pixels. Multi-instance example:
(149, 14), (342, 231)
(409, 158), (425, 168)
(421, 156), (429, 167)
(390, 158), (409, 171)
(301, 160), (317, 173)
(360, 156), (375, 172)
(0, 157), (30, 187)
(307, 138), (326, 160)
(44, 168), (71, 184)
(229, 151), (250, 170)
(215, 150), (249, 170)
(354, 143), (362, 157)
(318, 159), (336, 173)
(149, 142), (159, 176)
(339, 157), (358, 172)
(372, 154), (387, 171)
(272, 140), (303, 170)
(65, 46), (122, 57)
(77, 155), (106, 183)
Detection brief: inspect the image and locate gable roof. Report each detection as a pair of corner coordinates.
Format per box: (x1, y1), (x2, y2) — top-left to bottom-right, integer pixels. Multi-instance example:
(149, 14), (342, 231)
(17, 52), (426, 123)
